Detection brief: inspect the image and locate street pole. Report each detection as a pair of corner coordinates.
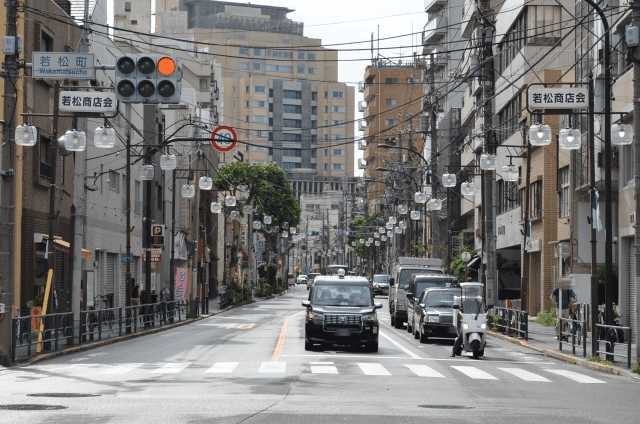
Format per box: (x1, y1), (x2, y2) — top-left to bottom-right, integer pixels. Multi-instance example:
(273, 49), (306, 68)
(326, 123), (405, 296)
(125, 131), (132, 331)
(521, 125), (531, 313)
(589, 78), (598, 355)
(429, 53), (440, 260)
(0, 0), (19, 365)
(46, 82), (60, 315)
(632, 0), (640, 362)
(169, 169), (176, 322)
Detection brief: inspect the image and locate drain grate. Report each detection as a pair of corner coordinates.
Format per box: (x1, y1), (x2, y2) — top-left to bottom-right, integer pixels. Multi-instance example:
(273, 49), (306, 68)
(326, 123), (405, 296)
(28, 393), (101, 398)
(419, 405), (473, 410)
(0, 404), (68, 410)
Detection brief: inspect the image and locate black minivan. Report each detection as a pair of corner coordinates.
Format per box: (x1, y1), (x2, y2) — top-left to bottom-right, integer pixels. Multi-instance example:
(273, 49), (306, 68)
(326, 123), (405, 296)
(303, 275), (382, 352)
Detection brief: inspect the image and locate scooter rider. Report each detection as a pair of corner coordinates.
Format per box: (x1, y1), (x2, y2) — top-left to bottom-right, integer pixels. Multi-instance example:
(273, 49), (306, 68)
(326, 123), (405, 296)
(451, 312), (463, 357)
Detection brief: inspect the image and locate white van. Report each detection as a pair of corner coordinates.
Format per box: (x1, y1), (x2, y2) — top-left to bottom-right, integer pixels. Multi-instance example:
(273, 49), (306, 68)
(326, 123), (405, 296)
(388, 258), (444, 329)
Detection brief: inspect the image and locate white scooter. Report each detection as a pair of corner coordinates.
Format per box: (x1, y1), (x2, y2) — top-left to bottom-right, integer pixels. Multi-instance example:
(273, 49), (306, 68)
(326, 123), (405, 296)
(452, 284), (488, 359)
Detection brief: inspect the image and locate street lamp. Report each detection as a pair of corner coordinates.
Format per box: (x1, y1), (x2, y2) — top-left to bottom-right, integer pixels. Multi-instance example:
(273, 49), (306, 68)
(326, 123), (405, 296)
(14, 123), (37, 146)
(611, 123), (633, 145)
(62, 129), (87, 152)
(559, 127), (581, 150)
(479, 153), (496, 170)
(94, 126), (117, 149)
(529, 123), (552, 146)
(211, 202), (222, 213)
(160, 151), (177, 171)
(442, 173), (456, 188)
(501, 165), (519, 182)
(199, 175), (213, 190)
(139, 164), (154, 180)
(181, 183), (195, 198)
(461, 181), (475, 196)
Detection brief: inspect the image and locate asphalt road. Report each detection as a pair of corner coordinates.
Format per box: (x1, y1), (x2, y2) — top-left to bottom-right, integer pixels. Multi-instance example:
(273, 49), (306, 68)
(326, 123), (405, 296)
(1, 285), (639, 423)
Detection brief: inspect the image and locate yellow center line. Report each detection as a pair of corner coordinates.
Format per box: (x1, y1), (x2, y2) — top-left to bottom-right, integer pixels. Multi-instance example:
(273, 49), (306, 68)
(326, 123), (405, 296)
(272, 312), (303, 362)
(248, 323), (256, 329)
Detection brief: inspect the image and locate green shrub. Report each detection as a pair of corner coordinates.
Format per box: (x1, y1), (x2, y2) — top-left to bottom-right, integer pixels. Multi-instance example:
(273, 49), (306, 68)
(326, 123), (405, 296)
(631, 363), (640, 374)
(588, 355), (613, 366)
(537, 307), (557, 327)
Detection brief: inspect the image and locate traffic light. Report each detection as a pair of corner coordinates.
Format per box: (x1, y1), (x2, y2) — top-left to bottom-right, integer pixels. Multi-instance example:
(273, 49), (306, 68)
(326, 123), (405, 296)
(115, 55), (182, 104)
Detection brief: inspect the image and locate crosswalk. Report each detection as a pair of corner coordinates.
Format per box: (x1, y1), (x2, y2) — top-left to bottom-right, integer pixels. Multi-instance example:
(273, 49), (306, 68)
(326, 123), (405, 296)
(4, 361), (607, 384)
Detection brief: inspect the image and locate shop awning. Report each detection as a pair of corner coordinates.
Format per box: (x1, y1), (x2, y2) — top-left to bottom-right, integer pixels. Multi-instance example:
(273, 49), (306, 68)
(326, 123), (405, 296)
(37, 234), (92, 259)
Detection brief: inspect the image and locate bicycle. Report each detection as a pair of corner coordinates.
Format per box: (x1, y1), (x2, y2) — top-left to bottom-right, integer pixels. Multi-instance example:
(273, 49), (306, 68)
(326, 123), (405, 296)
(94, 294), (116, 330)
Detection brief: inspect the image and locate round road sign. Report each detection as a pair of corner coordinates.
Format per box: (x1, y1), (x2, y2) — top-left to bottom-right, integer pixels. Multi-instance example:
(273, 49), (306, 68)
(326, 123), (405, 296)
(211, 126), (238, 152)
(461, 251), (472, 263)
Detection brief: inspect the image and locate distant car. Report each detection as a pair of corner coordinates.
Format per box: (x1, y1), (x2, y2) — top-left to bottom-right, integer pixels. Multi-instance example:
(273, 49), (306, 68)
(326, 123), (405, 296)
(371, 274), (390, 296)
(411, 287), (458, 343)
(298, 275), (308, 285)
(302, 274), (382, 352)
(307, 273), (321, 290)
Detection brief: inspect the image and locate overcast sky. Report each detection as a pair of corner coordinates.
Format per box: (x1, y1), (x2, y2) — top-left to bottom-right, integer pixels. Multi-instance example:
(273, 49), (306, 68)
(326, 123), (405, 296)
(108, 1), (427, 173)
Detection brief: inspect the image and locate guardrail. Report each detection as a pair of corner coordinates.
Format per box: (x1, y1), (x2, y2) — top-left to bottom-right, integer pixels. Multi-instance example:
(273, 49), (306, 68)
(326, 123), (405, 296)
(558, 317), (587, 357)
(12, 300), (190, 362)
(595, 323), (632, 368)
(493, 307), (528, 341)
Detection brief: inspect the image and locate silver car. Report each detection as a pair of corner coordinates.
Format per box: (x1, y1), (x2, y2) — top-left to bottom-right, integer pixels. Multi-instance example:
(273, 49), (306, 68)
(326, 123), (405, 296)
(372, 274), (390, 296)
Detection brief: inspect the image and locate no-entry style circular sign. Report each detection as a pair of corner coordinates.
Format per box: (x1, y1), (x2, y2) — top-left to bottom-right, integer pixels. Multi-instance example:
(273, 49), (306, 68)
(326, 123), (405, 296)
(211, 126), (238, 152)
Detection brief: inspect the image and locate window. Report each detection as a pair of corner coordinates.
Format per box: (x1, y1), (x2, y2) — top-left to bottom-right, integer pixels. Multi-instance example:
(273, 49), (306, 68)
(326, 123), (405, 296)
(265, 64), (293, 73)
(406, 78), (417, 84)
(283, 119), (302, 128)
(385, 78), (398, 85)
(283, 104), (302, 114)
(332, 120), (345, 127)
(297, 66), (305, 74)
(386, 99), (397, 106)
(239, 48), (249, 55)
(283, 162), (301, 170)
(199, 78), (208, 91)
(245, 86), (249, 93)
(130, 20), (138, 25)
(135, 181), (142, 214)
(497, 92), (522, 143)
(283, 133), (302, 142)
(254, 85), (266, 93)
(308, 53), (316, 60)
(40, 31), (53, 52)
(124, 2), (131, 12)
(331, 135), (345, 140)
(245, 144), (249, 152)
(324, 106), (328, 113)
(39, 137), (52, 182)
(311, 120), (317, 128)
(323, 149), (328, 156)
(385, 119), (397, 127)
(332, 149), (345, 156)
(498, 180), (521, 214)
(308, 68), (316, 75)
(253, 100), (267, 108)
(253, 131), (269, 139)
(238, 62), (249, 70)
(253, 115), (268, 123)
(245, 115), (249, 122)
(531, 180), (542, 217)
(311, 135), (317, 144)
(323, 120), (328, 126)
(559, 167), (570, 217)
(283, 90), (302, 99)
(253, 145), (269, 152)
(623, 144), (634, 185)
(269, 89), (273, 97)
(311, 149), (317, 158)
(332, 91), (346, 98)
(266, 50), (292, 58)
(312, 92), (317, 100)
(233, 86), (237, 94)
(254, 48), (262, 56)
(332, 106), (346, 113)
(253, 62), (262, 71)
(245, 100), (249, 107)
(108, 170), (120, 192)
(282, 150), (302, 157)
(324, 91), (328, 98)
(298, 52), (306, 60)
(311, 106), (317, 115)
(333, 163), (346, 170)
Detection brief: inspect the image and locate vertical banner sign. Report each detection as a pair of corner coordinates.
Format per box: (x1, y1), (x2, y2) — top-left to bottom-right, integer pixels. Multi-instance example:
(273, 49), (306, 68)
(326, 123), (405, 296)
(175, 268), (187, 301)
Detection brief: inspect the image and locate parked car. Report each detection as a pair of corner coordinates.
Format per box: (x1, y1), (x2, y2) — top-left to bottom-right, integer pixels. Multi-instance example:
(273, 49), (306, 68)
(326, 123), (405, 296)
(406, 274), (458, 334)
(410, 287), (458, 343)
(307, 273), (321, 290)
(298, 275), (308, 285)
(371, 274), (391, 296)
(302, 274), (382, 352)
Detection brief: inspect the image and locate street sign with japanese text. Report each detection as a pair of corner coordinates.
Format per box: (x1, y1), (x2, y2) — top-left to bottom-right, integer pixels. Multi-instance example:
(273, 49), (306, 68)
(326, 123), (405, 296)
(142, 248), (162, 262)
(59, 91), (116, 113)
(528, 87), (588, 110)
(33, 52), (95, 79)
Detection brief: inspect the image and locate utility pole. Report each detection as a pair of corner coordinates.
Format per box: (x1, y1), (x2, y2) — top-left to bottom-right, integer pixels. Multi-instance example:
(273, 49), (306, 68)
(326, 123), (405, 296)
(632, 1), (640, 363)
(0, 0), (19, 365)
(125, 132), (132, 330)
(521, 125), (531, 312)
(429, 53), (439, 260)
(589, 78), (598, 355)
(480, 1), (497, 307)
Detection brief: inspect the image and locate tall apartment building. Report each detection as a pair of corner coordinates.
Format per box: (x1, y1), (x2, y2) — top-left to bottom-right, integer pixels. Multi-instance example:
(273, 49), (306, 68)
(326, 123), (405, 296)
(359, 61), (423, 213)
(155, 1), (355, 178)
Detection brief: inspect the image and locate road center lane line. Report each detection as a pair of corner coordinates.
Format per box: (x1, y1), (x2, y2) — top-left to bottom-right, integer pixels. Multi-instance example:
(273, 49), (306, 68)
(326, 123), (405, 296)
(272, 311), (304, 362)
(378, 330), (421, 359)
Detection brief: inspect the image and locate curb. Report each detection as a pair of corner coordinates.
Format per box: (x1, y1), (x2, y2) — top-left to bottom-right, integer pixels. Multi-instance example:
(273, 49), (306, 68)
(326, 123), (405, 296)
(487, 331), (640, 381)
(10, 291), (292, 368)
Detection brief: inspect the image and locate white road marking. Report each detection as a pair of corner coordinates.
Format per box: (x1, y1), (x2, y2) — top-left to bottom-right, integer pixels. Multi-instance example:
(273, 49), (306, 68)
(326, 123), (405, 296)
(99, 363), (144, 375)
(151, 362), (191, 374)
(544, 369), (606, 384)
(404, 364), (445, 378)
(259, 362), (286, 373)
(452, 366), (498, 380)
(378, 330), (421, 359)
(311, 365), (338, 374)
(358, 363), (391, 376)
(310, 362), (334, 365)
(205, 362), (238, 373)
(498, 368), (551, 382)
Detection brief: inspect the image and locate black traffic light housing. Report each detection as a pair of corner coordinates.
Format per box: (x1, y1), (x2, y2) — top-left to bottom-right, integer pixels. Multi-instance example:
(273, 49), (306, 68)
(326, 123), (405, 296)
(115, 55), (182, 104)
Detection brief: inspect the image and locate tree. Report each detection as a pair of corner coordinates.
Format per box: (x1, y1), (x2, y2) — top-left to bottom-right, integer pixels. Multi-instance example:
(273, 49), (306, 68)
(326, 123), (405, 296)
(347, 212), (385, 259)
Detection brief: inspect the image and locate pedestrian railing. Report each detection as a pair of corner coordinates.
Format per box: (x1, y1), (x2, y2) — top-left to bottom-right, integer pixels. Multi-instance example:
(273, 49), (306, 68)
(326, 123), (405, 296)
(558, 317), (587, 358)
(12, 300), (190, 362)
(219, 287), (231, 309)
(493, 307), (528, 341)
(595, 323), (632, 368)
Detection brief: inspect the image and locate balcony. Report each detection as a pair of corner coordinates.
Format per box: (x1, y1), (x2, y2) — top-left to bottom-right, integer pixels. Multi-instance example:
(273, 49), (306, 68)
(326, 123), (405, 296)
(358, 100), (368, 112)
(358, 158), (368, 170)
(461, 0), (477, 39)
(433, 52), (448, 70)
(425, 0), (446, 13)
(363, 81), (377, 101)
(422, 15), (447, 54)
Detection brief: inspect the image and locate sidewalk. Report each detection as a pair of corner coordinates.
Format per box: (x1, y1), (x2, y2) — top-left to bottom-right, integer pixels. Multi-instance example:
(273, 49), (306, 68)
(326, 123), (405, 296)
(488, 316), (639, 380)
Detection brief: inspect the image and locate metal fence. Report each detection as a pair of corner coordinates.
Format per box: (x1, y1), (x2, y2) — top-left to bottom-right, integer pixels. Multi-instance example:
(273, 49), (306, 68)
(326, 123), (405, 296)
(12, 300), (191, 362)
(558, 317), (588, 357)
(493, 307), (528, 340)
(595, 323), (633, 368)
